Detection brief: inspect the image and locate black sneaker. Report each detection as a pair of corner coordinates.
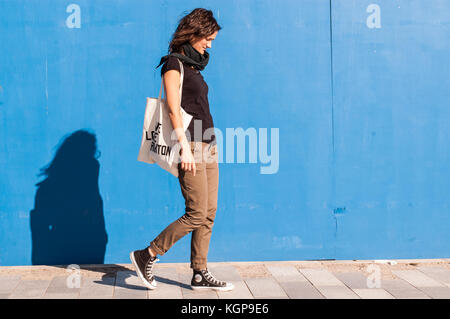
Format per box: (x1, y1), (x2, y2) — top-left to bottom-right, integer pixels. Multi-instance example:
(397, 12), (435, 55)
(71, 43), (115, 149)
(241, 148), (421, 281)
(191, 268), (234, 291)
(129, 248), (159, 290)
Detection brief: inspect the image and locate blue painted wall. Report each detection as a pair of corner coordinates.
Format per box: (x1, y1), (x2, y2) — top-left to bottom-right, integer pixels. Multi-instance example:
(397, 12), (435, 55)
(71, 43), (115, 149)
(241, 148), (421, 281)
(0, 0), (448, 266)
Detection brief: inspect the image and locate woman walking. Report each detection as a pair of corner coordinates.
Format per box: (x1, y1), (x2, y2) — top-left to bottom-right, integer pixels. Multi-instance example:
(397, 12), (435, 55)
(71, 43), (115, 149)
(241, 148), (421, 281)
(130, 8), (233, 292)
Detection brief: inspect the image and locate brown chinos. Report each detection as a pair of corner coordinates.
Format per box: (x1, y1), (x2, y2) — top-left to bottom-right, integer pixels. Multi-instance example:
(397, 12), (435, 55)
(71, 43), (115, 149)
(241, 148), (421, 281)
(149, 141), (219, 270)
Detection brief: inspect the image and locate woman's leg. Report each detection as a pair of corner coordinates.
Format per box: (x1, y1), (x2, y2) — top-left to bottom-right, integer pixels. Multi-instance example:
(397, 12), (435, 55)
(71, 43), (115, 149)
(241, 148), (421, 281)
(190, 143), (219, 270)
(188, 143), (233, 291)
(149, 142), (208, 257)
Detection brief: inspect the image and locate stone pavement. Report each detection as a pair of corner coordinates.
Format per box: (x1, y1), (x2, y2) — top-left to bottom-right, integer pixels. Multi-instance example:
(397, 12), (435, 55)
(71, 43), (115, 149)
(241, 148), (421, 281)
(0, 259), (449, 299)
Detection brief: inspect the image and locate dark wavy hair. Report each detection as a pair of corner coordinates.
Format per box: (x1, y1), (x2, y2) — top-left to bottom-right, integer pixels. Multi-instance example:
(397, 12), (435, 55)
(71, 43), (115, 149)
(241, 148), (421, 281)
(168, 8), (221, 54)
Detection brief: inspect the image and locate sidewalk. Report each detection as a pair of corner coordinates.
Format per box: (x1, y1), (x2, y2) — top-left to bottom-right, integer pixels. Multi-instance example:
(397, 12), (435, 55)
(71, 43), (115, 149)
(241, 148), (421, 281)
(0, 259), (449, 299)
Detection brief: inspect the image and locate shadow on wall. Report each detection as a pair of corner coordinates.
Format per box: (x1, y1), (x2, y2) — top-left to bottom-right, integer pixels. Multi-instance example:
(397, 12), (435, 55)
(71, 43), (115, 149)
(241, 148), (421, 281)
(30, 130), (108, 265)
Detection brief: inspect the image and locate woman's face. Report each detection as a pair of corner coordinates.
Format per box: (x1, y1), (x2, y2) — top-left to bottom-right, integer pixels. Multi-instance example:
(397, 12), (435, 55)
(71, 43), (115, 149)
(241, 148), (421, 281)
(190, 31), (218, 55)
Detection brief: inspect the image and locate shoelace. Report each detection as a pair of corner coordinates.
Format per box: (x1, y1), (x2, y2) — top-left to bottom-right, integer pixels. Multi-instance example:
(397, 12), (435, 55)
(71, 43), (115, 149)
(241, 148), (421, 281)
(202, 269), (225, 286)
(145, 257), (159, 279)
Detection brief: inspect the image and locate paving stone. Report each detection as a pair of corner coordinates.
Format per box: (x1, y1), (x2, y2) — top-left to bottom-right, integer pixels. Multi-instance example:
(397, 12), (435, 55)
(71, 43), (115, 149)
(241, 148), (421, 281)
(217, 281), (254, 299)
(149, 267), (183, 299)
(113, 289), (147, 299)
(43, 292), (80, 299)
(114, 290), (148, 299)
(148, 285), (183, 299)
(178, 272), (218, 299)
(0, 276), (21, 294)
(333, 272), (369, 289)
(418, 287), (450, 299)
(208, 265), (242, 282)
(45, 276), (80, 297)
(48, 275), (75, 288)
(418, 267), (450, 286)
(79, 275), (115, 299)
(79, 295), (113, 299)
(278, 281), (324, 299)
(266, 265), (308, 283)
(9, 280), (51, 299)
(315, 286), (360, 299)
(298, 269), (345, 287)
(353, 289), (395, 299)
(234, 263), (271, 278)
(206, 265), (254, 299)
(115, 271), (148, 289)
(381, 279), (430, 299)
(244, 277), (288, 299)
(392, 270), (445, 288)
(113, 271), (148, 299)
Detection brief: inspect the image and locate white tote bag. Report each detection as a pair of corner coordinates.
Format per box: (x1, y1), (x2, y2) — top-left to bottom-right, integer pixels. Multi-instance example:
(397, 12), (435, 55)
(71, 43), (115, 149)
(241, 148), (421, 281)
(138, 59), (193, 177)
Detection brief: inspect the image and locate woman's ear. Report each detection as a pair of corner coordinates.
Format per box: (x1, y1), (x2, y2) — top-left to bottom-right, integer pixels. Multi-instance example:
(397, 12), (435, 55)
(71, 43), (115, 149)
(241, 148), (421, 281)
(189, 35), (202, 46)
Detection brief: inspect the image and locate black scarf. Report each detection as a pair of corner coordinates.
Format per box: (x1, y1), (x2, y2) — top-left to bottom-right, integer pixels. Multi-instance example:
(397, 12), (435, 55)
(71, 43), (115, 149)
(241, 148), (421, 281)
(156, 43), (209, 71)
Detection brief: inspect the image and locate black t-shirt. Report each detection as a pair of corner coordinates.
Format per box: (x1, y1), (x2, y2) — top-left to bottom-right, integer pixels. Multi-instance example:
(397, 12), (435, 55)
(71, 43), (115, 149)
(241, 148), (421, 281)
(161, 56), (216, 144)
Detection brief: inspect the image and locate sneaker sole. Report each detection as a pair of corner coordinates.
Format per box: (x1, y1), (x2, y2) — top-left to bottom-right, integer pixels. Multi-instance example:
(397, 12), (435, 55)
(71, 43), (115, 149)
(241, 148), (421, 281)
(191, 284), (235, 292)
(129, 251), (157, 290)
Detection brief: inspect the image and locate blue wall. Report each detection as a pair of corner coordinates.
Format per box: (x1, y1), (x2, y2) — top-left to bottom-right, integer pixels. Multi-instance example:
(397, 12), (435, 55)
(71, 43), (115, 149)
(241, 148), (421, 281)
(0, 0), (449, 266)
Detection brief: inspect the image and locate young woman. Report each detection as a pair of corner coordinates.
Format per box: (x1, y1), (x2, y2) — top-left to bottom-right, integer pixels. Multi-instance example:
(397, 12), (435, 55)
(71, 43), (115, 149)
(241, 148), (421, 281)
(130, 8), (233, 292)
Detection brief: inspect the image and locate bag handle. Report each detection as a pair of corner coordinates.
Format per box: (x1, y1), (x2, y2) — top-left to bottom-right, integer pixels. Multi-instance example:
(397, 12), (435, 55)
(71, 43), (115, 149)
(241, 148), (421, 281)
(158, 58), (184, 102)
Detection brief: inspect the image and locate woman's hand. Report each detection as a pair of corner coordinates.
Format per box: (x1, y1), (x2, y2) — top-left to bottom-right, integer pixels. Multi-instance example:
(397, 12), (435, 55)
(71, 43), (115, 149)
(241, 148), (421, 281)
(180, 145), (196, 176)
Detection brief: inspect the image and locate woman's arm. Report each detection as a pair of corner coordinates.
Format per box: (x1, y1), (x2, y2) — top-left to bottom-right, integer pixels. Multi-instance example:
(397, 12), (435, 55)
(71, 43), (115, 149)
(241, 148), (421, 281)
(163, 69), (196, 175)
